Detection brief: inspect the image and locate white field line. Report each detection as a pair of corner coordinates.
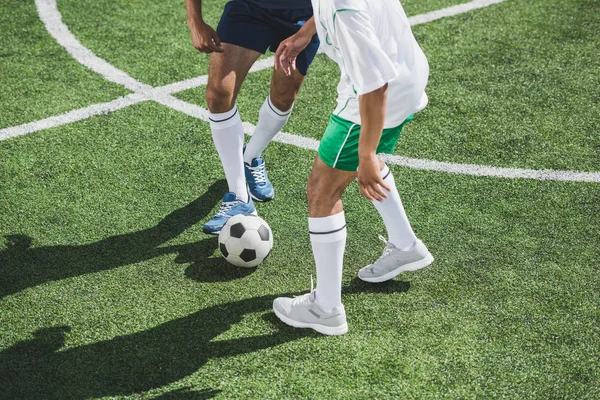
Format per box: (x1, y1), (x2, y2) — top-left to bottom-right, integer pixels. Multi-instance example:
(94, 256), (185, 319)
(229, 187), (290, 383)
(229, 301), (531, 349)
(35, 0), (152, 93)
(408, 0), (505, 25)
(5, 0), (508, 142)
(379, 154), (600, 183)
(5, 0), (599, 183)
(0, 94), (144, 141)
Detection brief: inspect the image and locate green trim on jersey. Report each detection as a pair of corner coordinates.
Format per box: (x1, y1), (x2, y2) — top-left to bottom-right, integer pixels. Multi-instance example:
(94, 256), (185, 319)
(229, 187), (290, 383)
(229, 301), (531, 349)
(332, 8), (363, 34)
(317, 1), (363, 50)
(334, 82), (357, 116)
(318, 114), (414, 171)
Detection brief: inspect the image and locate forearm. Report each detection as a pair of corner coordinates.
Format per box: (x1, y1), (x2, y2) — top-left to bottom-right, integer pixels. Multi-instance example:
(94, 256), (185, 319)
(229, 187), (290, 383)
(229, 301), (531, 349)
(298, 17), (317, 38)
(358, 84), (388, 160)
(185, 0), (203, 27)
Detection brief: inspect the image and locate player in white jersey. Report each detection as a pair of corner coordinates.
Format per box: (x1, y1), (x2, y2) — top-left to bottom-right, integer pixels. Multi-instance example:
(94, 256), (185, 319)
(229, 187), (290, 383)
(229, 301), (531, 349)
(272, 0), (434, 335)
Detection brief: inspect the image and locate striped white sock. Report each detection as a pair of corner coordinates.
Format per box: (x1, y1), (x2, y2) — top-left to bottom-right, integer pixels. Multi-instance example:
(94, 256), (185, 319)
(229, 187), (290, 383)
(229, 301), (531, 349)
(243, 96), (292, 164)
(372, 166), (417, 250)
(209, 106), (248, 202)
(309, 211), (346, 313)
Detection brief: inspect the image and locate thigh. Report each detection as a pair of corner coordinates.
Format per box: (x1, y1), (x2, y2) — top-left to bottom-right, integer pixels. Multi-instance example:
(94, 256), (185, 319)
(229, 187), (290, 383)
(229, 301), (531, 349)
(207, 43), (261, 103)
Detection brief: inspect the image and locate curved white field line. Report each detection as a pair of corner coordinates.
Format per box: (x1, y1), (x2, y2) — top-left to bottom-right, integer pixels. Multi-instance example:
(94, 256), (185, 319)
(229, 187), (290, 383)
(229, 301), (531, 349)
(2, 0), (598, 183)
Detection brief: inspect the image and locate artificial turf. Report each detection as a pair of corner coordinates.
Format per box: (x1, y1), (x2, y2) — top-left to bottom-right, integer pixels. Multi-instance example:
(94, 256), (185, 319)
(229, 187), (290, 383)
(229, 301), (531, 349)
(1, 0), (598, 398)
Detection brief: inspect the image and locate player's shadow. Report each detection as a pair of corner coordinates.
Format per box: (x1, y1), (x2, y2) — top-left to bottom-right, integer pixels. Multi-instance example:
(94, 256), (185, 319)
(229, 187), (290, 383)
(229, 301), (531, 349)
(0, 279), (410, 399)
(175, 239), (255, 282)
(0, 180), (236, 300)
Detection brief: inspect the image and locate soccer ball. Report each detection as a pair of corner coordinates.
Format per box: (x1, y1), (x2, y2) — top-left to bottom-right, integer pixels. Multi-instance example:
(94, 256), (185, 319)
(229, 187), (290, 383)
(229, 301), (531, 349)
(218, 214), (273, 268)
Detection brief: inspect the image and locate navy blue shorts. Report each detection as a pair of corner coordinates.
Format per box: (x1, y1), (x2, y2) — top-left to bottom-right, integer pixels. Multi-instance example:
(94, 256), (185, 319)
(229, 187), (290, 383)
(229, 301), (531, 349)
(216, 0), (320, 76)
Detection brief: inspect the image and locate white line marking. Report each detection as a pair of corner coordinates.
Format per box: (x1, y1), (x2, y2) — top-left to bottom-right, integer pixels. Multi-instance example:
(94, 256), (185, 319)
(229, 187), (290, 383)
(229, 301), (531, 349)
(0, 94), (144, 141)
(409, 0), (506, 26)
(35, 0), (152, 93)
(378, 154), (600, 183)
(5, 0), (598, 183)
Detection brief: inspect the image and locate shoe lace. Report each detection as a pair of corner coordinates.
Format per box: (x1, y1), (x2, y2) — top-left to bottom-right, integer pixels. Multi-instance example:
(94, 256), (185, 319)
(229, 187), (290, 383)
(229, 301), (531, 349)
(248, 162), (267, 184)
(215, 201), (237, 217)
(291, 275), (315, 306)
(374, 235), (392, 263)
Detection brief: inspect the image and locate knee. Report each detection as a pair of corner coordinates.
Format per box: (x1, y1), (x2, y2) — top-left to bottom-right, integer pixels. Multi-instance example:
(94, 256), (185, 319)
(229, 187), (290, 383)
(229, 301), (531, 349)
(270, 87), (297, 112)
(205, 84), (235, 113)
(307, 172), (341, 213)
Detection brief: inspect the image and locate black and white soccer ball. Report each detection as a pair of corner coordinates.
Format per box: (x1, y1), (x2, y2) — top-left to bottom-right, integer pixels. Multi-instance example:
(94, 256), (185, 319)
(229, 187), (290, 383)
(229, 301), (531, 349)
(218, 214), (273, 268)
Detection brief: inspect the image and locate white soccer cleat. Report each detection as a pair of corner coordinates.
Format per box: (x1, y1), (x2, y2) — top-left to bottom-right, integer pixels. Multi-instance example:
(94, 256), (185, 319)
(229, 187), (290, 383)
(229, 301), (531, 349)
(358, 236), (434, 283)
(273, 289), (348, 336)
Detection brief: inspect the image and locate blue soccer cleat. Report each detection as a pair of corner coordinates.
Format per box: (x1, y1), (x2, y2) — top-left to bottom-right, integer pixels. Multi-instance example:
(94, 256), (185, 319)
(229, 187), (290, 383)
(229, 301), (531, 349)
(244, 151), (274, 202)
(202, 192), (257, 235)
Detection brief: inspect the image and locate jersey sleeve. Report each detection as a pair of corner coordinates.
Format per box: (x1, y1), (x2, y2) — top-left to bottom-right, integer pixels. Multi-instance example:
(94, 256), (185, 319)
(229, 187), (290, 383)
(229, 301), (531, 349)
(332, 10), (399, 95)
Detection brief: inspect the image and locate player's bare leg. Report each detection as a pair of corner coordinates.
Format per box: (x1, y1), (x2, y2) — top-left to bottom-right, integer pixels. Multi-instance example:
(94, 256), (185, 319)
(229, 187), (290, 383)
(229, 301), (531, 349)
(206, 43), (261, 113)
(243, 67), (307, 202)
(202, 44), (261, 235)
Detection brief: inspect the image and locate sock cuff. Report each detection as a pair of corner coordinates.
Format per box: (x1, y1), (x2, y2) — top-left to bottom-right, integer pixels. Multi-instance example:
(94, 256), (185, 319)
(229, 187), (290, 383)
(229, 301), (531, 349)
(209, 106), (241, 130)
(262, 96), (292, 119)
(309, 212), (347, 243)
(380, 165), (392, 181)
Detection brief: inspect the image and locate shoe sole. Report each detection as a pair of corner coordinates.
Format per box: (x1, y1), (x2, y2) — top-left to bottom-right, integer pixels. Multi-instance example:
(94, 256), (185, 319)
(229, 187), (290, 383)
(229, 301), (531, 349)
(202, 227), (220, 235)
(202, 209), (258, 235)
(249, 192), (274, 203)
(273, 308), (348, 336)
(358, 253), (434, 283)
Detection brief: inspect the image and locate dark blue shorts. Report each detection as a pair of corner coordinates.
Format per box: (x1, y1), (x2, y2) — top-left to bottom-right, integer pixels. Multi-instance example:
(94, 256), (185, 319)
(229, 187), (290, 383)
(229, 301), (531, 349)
(216, 0), (320, 76)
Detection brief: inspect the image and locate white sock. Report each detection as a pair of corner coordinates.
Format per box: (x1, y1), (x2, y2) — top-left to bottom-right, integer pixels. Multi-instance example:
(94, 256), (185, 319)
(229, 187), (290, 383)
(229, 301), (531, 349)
(309, 212), (346, 313)
(372, 166), (417, 250)
(209, 106), (248, 202)
(243, 96), (292, 164)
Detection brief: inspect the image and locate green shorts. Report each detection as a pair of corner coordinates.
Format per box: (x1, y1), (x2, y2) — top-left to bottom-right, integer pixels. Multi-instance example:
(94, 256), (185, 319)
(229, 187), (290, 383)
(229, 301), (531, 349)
(318, 114), (414, 171)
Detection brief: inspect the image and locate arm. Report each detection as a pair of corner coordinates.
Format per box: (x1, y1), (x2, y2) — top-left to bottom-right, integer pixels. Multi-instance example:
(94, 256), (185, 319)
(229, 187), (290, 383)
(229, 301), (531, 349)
(274, 17), (317, 75)
(357, 84), (391, 202)
(185, 0), (223, 53)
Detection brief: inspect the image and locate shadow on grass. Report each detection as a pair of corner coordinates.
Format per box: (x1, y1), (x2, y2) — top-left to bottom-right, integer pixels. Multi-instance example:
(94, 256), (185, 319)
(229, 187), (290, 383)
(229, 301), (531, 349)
(152, 388), (222, 399)
(0, 180), (236, 299)
(0, 279), (410, 399)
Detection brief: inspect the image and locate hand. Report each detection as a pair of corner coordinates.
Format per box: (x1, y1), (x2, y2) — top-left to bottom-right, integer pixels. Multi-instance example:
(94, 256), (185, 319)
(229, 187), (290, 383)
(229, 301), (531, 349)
(357, 154), (390, 202)
(189, 21), (223, 53)
(274, 32), (312, 76)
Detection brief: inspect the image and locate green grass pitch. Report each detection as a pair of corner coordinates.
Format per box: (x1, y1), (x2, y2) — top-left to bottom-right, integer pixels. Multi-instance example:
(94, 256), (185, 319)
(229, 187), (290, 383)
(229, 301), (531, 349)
(0, 0), (599, 398)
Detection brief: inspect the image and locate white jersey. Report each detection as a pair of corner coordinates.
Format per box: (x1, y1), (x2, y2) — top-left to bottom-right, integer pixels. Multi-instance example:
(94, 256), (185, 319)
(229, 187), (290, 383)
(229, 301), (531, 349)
(312, 0), (429, 128)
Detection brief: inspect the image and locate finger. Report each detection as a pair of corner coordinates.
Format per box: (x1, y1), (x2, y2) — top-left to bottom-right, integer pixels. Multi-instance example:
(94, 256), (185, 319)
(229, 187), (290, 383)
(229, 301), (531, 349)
(279, 46), (296, 76)
(372, 181), (389, 199)
(376, 176), (391, 192)
(212, 32), (222, 48)
(368, 185), (384, 202)
(371, 178), (388, 199)
(274, 43), (287, 71)
(360, 185), (375, 202)
(210, 41), (224, 53)
(364, 185), (380, 201)
(205, 41), (221, 53)
(279, 55), (292, 76)
(363, 181), (385, 202)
